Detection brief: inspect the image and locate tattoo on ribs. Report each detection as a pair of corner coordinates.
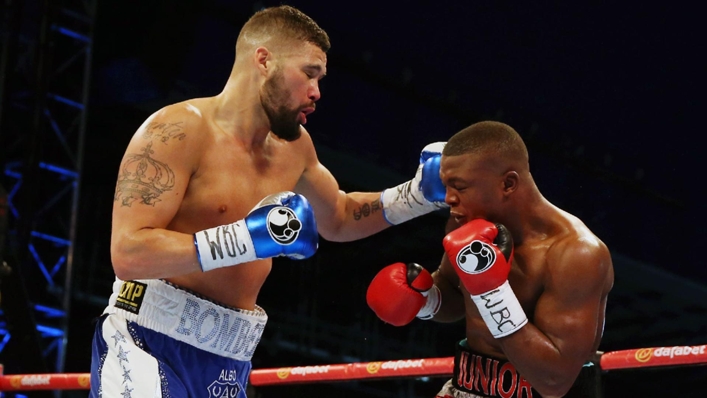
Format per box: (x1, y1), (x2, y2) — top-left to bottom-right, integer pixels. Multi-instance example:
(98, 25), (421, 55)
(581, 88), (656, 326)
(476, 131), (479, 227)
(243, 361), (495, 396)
(114, 142), (176, 207)
(142, 121), (186, 143)
(353, 199), (381, 220)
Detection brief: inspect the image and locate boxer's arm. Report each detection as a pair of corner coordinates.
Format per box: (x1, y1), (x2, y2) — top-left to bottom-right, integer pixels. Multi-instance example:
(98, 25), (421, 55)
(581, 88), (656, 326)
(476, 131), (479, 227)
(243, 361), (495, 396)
(497, 238), (613, 397)
(295, 129), (390, 242)
(430, 216), (466, 322)
(430, 254), (466, 322)
(110, 107), (202, 279)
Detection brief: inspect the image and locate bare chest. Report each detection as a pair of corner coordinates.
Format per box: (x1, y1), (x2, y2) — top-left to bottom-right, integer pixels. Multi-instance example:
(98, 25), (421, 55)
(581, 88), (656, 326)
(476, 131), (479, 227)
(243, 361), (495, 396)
(464, 245), (549, 353)
(173, 146), (305, 231)
(463, 250), (547, 308)
(507, 251), (546, 310)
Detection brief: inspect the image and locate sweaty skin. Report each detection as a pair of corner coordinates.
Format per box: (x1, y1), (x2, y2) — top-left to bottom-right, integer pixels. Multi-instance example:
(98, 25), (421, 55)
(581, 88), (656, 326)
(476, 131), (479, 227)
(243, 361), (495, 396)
(110, 42), (391, 311)
(432, 151), (614, 398)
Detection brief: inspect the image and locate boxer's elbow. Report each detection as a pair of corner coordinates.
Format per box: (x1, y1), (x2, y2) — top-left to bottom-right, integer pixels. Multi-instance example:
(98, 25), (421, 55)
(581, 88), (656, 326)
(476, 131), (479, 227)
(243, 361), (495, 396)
(110, 233), (148, 280)
(535, 386), (569, 398)
(318, 223), (372, 242)
(315, 211), (351, 242)
(532, 374), (576, 398)
(112, 260), (137, 281)
(536, 388), (570, 398)
(317, 223), (346, 242)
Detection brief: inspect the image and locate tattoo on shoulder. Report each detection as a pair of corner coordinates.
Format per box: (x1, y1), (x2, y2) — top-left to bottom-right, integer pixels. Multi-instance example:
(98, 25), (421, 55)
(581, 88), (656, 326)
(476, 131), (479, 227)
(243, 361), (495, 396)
(353, 199), (382, 221)
(142, 121), (186, 143)
(114, 142), (176, 207)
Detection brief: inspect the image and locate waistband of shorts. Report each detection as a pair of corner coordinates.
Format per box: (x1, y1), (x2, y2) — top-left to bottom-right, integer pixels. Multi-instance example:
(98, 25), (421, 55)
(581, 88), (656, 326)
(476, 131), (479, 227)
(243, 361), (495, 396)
(104, 278), (268, 361)
(453, 339), (539, 398)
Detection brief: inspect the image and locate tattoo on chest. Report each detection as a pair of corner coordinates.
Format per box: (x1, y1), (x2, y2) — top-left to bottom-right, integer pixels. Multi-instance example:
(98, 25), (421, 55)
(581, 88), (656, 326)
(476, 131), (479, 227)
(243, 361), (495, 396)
(114, 142), (176, 207)
(142, 121), (186, 143)
(353, 199), (382, 220)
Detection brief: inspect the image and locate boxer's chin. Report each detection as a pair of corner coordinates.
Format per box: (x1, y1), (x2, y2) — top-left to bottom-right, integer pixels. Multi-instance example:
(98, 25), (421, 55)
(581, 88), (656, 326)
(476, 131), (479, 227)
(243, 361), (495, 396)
(267, 108), (301, 141)
(271, 122), (301, 141)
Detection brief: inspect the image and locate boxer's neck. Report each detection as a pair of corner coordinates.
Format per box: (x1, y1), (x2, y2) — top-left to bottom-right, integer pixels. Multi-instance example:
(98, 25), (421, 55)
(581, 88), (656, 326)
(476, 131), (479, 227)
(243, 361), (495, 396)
(213, 70), (271, 148)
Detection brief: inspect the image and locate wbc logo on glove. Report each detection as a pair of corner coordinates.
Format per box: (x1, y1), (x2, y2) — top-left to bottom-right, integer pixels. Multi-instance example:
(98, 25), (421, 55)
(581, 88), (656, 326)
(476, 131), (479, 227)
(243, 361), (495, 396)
(266, 207), (302, 245)
(455, 240), (497, 274)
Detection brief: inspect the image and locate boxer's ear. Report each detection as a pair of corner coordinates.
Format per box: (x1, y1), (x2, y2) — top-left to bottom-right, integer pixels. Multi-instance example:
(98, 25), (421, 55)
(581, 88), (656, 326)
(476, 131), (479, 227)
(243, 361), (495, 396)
(502, 171), (518, 195)
(254, 47), (271, 76)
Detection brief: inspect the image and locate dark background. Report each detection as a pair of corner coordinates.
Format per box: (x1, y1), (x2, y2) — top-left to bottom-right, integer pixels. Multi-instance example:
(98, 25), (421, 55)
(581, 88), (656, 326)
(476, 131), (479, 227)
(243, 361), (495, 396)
(1, 1), (705, 397)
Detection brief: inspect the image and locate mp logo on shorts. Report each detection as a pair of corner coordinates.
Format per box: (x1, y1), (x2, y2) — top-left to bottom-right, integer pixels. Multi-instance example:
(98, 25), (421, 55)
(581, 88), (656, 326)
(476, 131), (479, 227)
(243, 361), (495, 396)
(115, 280), (147, 314)
(267, 207), (301, 244)
(456, 240), (496, 274)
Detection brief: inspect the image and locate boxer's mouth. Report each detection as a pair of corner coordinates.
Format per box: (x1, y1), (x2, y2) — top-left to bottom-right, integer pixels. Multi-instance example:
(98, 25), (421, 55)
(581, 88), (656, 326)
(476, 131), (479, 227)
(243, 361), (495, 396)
(450, 211), (466, 225)
(299, 107), (315, 124)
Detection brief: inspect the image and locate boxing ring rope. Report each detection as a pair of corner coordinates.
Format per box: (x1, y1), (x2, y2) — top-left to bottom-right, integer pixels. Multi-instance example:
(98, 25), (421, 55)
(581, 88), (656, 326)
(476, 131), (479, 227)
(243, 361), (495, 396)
(0, 344), (705, 391)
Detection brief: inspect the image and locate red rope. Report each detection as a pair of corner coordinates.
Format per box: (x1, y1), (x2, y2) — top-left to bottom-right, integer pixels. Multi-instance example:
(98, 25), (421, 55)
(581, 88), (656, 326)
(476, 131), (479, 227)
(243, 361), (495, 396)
(0, 372), (90, 391)
(249, 357), (454, 386)
(599, 344), (707, 371)
(0, 344), (705, 391)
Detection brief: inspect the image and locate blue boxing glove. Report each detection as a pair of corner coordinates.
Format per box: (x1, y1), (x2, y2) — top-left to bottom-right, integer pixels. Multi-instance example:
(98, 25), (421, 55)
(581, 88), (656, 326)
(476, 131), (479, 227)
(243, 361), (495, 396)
(194, 191), (318, 272)
(244, 192), (318, 259)
(419, 144), (447, 203)
(381, 142), (448, 225)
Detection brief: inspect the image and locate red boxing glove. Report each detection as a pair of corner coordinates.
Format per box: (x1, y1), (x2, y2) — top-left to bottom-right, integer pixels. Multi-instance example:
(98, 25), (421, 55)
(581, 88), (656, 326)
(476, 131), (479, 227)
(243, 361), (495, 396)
(366, 262), (441, 327)
(443, 219), (527, 338)
(443, 219), (514, 294)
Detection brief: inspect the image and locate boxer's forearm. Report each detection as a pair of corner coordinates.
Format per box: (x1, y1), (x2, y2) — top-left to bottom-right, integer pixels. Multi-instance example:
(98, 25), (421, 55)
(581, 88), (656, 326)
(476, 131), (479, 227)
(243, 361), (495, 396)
(111, 227), (202, 279)
(498, 325), (585, 398)
(316, 191), (391, 242)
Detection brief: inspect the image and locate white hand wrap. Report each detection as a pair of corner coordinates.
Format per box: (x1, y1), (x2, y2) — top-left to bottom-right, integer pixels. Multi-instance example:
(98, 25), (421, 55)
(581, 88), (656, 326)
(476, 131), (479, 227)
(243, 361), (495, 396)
(416, 285), (442, 320)
(470, 280), (528, 338)
(381, 165), (444, 225)
(194, 220), (257, 272)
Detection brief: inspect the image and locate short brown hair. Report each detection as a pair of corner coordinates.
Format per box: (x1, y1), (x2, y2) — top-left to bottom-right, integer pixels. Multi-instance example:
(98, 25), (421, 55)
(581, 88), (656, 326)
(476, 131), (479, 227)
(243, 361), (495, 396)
(236, 5), (330, 54)
(444, 121), (529, 164)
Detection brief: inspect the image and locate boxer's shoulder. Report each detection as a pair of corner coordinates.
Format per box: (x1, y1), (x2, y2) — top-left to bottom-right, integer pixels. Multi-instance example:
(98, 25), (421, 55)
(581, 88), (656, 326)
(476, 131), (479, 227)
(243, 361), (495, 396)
(147, 98), (207, 122)
(134, 99), (208, 146)
(550, 212), (608, 260)
(542, 221), (612, 289)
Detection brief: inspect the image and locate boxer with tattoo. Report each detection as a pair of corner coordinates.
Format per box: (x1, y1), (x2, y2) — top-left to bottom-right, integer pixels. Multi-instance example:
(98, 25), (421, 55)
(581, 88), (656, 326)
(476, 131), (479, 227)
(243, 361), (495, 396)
(89, 5), (446, 397)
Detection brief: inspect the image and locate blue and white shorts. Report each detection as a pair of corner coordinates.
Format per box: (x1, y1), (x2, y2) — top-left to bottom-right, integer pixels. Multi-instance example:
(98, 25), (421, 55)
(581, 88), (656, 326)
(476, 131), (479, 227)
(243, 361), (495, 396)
(90, 278), (268, 398)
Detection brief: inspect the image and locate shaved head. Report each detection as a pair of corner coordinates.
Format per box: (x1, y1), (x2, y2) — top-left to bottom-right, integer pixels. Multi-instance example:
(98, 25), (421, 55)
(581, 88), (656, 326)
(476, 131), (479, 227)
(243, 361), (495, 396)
(236, 5), (330, 58)
(443, 121), (529, 171)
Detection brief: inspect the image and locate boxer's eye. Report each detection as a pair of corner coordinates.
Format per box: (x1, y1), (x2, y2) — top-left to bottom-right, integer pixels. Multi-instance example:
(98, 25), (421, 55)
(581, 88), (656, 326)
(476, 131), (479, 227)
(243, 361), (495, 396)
(303, 66), (324, 79)
(453, 185), (467, 192)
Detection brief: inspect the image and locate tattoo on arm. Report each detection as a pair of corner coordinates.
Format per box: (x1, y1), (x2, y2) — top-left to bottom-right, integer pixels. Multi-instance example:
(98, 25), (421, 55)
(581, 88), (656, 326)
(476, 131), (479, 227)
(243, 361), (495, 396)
(142, 121), (186, 143)
(353, 199), (381, 221)
(114, 142), (176, 207)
